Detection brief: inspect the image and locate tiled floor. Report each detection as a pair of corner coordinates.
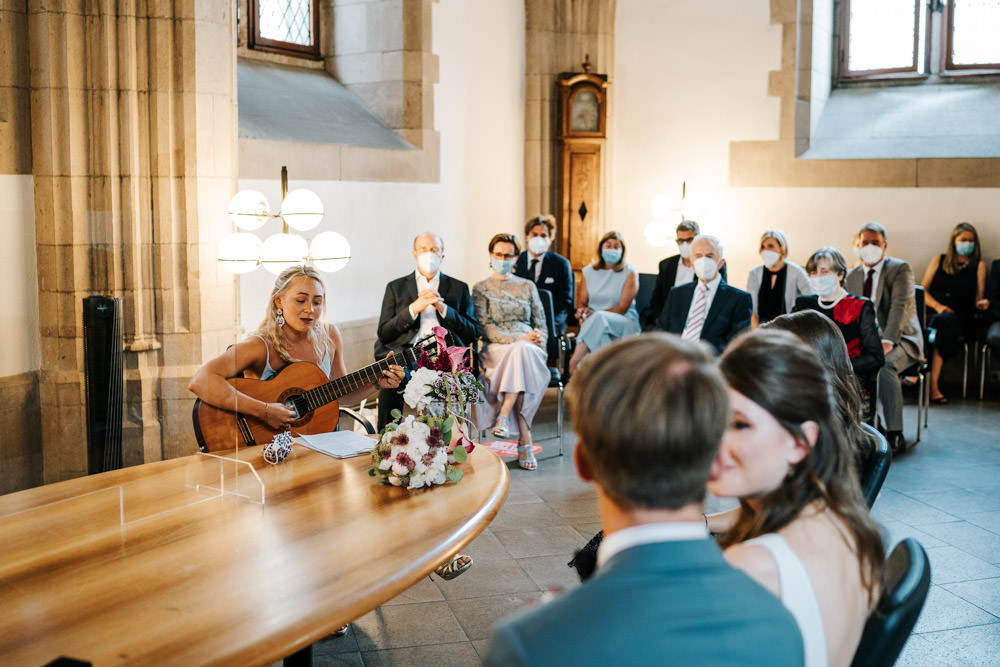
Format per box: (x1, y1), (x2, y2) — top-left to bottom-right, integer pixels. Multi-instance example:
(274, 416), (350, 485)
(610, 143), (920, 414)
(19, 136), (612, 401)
(303, 380), (1000, 666)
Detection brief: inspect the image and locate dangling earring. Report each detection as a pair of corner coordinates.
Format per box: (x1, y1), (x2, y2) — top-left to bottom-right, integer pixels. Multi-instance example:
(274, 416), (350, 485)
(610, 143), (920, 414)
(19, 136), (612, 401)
(275, 308), (285, 328)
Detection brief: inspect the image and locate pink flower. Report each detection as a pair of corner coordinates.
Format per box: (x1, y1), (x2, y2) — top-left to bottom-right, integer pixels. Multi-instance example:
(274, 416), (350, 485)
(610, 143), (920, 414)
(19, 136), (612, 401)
(395, 451), (416, 472)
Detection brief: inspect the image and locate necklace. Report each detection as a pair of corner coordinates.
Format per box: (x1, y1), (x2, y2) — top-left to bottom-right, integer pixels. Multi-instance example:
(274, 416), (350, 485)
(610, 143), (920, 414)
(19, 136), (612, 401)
(817, 292), (845, 309)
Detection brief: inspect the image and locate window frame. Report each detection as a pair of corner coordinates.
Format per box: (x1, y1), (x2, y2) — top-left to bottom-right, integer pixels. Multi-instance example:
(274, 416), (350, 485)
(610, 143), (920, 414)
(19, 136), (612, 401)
(838, 0), (1000, 83)
(943, 1), (1000, 73)
(247, 0), (322, 60)
(838, 0), (928, 82)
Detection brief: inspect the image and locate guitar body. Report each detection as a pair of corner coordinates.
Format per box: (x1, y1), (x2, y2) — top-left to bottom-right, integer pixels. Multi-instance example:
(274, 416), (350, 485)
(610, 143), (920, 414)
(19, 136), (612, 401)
(193, 362), (340, 452)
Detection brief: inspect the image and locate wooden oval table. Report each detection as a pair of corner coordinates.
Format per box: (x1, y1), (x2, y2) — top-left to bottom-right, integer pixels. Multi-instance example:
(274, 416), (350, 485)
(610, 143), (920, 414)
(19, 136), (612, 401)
(0, 443), (509, 666)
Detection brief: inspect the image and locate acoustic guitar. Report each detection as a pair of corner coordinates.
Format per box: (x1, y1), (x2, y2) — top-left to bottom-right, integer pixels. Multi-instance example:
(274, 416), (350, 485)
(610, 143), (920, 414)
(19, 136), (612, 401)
(192, 335), (436, 452)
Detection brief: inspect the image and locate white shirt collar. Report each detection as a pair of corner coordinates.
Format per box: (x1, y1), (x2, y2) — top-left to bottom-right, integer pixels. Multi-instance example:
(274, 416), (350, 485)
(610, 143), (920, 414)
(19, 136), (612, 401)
(414, 269), (441, 288)
(597, 522), (709, 570)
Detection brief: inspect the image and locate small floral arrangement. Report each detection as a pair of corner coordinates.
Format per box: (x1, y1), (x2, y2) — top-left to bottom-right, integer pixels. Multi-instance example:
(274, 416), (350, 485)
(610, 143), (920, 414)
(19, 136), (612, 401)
(369, 327), (484, 489)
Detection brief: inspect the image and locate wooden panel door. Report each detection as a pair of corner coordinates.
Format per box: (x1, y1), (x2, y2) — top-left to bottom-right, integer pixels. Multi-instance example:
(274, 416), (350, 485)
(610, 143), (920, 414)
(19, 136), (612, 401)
(560, 141), (602, 271)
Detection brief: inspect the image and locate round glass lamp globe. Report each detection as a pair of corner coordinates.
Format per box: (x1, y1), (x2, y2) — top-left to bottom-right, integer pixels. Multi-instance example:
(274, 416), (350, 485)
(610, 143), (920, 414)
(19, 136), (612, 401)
(228, 190), (271, 231)
(217, 233), (262, 274)
(280, 189), (324, 231)
(644, 220), (670, 248)
(261, 233), (308, 275)
(310, 231), (351, 273)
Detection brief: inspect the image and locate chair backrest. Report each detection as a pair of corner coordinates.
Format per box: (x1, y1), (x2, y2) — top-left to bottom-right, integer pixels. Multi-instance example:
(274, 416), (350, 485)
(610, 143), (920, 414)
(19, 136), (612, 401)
(536, 288), (560, 362)
(858, 422), (891, 509)
(850, 538), (931, 667)
(914, 285), (926, 334)
(635, 272), (658, 325)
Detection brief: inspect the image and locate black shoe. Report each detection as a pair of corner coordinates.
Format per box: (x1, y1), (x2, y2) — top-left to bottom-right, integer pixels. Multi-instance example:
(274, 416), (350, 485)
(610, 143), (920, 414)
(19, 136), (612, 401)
(887, 431), (905, 455)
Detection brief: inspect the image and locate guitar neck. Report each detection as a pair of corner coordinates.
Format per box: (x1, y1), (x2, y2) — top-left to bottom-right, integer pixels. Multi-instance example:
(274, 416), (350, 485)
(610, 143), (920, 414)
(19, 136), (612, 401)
(303, 345), (420, 411)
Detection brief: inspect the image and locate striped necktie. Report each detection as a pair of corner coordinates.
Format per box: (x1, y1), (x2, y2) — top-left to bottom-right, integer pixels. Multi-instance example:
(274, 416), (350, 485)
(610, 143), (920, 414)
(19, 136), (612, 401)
(682, 284), (709, 342)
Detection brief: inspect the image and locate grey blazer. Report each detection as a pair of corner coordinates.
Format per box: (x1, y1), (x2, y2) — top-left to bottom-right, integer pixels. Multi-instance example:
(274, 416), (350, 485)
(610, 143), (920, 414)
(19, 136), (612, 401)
(481, 538), (804, 666)
(746, 260), (813, 317)
(845, 256), (923, 358)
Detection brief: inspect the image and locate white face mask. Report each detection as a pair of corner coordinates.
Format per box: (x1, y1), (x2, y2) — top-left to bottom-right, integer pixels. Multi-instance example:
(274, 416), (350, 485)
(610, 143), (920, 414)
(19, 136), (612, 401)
(855, 244), (884, 266)
(678, 241), (693, 259)
(693, 256), (718, 282)
(760, 250), (782, 269)
(416, 251), (441, 276)
(810, 274), (840, 298)
(527, 236), (550, 256)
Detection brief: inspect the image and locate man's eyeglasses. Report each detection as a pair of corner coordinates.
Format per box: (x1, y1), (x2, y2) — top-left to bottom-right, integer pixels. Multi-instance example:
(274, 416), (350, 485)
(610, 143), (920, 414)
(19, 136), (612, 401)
(491, 252), (516, 260)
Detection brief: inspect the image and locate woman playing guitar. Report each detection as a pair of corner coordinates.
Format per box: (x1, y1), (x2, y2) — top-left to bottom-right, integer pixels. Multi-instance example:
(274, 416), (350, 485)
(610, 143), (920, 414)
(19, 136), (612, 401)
(189, 264), (405, 433)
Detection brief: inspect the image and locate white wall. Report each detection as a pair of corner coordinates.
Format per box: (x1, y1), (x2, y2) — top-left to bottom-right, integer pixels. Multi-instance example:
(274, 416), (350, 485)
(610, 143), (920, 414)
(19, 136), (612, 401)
(0, 175), (40, 376)
(236, 0), (526, 333)
(612, 0), (1000, 287)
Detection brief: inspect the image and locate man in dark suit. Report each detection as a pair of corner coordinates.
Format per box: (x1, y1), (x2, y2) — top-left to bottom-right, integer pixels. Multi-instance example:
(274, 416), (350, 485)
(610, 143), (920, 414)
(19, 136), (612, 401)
(375, 231), (479, 430)
(514, 214), (574, 334)
(645, 219), (727, 329)
(657, 235), (751, 354)
(481, 335), (803, 666)
(845, 221), (923, 454)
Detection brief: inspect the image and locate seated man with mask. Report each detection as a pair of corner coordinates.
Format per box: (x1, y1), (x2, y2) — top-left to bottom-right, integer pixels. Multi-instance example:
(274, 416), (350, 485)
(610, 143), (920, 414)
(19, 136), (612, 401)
(645, 219), (727, 330)
(375, 231), (480, 429)
(656, 234), (751, 354)
(514, 214), (574, 335)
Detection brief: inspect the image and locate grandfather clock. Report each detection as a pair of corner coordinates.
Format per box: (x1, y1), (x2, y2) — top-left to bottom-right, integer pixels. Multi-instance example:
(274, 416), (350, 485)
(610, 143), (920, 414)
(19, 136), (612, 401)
(557, 56), (609, 270)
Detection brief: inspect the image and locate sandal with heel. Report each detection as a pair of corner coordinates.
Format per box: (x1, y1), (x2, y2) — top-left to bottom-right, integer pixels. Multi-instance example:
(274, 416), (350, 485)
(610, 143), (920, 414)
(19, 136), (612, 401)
(517, 444), (537, 471)
(492, 415), (510, 439)
(434, 554), (473, 580)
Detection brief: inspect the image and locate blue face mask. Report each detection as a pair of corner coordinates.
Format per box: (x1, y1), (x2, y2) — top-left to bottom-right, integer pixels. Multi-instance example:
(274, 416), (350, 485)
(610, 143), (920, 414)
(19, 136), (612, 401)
(601, 248), (623, 265)
(491, 258), (515, 275)
(955, 240), (975, 256)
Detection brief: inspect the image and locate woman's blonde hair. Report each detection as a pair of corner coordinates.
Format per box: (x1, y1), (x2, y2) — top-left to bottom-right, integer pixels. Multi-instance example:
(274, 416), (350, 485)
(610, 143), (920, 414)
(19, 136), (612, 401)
(256, 264), (332, 364)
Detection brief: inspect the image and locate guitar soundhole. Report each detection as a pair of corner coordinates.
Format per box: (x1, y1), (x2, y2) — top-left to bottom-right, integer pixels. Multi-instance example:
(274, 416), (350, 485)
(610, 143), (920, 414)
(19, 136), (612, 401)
(280, 391), (312, 427)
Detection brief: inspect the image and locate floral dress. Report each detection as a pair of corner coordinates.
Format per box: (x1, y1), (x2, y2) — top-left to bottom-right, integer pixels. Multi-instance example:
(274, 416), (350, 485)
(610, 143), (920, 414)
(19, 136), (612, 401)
(472, 276), (549, 436)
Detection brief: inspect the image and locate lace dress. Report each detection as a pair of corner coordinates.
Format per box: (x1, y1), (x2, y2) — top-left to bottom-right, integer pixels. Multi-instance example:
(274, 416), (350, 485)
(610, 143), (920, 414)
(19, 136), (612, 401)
(472, 276), (549, 436)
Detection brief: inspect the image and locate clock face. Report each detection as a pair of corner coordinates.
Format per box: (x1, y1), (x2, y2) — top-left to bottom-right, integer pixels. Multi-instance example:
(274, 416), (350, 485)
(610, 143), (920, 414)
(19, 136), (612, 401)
(570, 90), (600, 132)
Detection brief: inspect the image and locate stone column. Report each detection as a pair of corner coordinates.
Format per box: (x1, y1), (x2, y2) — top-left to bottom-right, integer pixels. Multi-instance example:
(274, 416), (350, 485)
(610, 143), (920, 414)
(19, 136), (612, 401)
(28, 1), (237, 482)
(524, 0), (615, 231)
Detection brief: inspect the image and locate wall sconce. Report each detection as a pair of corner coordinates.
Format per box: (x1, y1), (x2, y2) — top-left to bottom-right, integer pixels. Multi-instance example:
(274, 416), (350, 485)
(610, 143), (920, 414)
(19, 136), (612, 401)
(218, 166), (351, 275)
(644, 181), (687, 247)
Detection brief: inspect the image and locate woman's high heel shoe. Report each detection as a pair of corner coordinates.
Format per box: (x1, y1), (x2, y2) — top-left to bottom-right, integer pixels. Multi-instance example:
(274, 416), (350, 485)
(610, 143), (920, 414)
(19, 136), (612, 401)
(517, 444), (537, 471)
(493, 415), (510, 438)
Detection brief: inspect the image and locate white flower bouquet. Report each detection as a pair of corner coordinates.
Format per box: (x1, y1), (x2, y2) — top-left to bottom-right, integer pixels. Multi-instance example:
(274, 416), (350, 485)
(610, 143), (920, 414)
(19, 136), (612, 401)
(369, 327), (484, 489)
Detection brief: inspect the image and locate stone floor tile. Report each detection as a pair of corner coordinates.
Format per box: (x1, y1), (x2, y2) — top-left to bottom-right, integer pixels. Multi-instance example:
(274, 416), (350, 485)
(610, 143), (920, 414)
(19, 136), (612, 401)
(352, 601), (468, 651)
(965, 510), (1000, 536)
(381, 574), (445, 606)
(448, 592), (540, 641)
(943, 577), (1000, 617)
(434, 558), (539, 601)
(904, 623), (1000, 666)
(461, 527), (516, 563)
(360, 641), (479, 666)
(491, 524), (587, 559)
(517, 553), (586, 591)
(918, 521), (1000, 565)
(488, 498), (571, 530)
(913, 584), (998, 633)
(924, 546), (1000, 584)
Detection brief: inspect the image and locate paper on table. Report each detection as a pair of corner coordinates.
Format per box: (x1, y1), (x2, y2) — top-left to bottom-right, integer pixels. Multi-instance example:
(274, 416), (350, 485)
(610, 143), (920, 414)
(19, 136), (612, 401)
(294, 430), (375, 459)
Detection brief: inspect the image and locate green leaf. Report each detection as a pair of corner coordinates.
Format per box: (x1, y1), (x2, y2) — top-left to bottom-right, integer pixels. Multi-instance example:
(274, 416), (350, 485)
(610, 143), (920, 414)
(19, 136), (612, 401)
(390, 408), (402, 420)
(451, 446), (468, 463)
(446, 466), (463, 483)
